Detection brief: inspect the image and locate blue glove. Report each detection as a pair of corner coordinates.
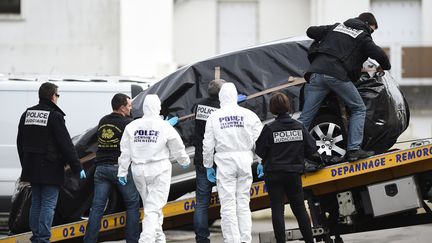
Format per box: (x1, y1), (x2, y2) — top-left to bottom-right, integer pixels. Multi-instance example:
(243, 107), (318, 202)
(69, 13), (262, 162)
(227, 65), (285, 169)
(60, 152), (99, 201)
(206, 168), (216, 183)
(166, 116), (179, 126)
(257, 163), (264, 178)
(118, 176), (127, 186)
(237, 94), (247, 103)
(80, 170), (86, 179)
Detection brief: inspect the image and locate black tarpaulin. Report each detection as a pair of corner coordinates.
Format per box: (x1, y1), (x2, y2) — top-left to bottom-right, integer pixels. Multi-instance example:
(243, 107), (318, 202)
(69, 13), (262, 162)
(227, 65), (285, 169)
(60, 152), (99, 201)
(357, 73), (410, 153)
(130, 37), (409, 151)
(132, 37), (312, 146)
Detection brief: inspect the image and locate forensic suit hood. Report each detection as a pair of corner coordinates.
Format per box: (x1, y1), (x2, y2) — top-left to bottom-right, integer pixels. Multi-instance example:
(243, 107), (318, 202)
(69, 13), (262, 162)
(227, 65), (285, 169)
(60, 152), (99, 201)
(143, 94), (161, 118)
(219, 83), (238, 107)
(117, 94), (190, 178)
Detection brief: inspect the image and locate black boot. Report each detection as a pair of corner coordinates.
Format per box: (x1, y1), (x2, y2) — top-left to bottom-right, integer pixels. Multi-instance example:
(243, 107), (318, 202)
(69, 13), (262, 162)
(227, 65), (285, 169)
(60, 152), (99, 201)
(347, 149), (374, 162)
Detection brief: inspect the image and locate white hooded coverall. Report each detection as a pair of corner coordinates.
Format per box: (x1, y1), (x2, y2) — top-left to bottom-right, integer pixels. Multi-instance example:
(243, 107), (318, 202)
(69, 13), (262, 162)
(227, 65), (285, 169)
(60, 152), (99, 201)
(118, 94), (190, 243)
(203, 83), (263, 243)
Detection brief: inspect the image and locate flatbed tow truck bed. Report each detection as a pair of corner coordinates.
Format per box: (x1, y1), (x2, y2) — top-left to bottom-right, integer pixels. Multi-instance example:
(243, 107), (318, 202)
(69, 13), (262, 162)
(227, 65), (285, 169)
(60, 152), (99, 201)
(2, 143), (432, 243)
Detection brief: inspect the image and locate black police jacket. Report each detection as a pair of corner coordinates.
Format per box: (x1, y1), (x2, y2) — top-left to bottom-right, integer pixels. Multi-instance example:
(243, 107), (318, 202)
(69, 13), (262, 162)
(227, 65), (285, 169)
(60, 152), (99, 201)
(95, 112), (133, 166)
(17, 99), (82, 185)
(307, 18), (391, 82)
(192, 97), (220, 165)
(255, 114), (317, 173)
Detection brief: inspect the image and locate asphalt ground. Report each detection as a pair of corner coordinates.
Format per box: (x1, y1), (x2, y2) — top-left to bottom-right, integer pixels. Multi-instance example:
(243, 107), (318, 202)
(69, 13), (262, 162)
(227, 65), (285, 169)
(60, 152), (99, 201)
(2, 204), (431, 242)
(104, 218), (432, 243)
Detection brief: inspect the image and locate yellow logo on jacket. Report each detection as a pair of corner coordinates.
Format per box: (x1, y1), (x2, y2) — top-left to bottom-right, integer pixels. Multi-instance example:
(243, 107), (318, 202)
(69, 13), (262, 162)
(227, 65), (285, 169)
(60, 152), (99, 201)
(101, 128), (115, 139)
(98, 124), (121, 148)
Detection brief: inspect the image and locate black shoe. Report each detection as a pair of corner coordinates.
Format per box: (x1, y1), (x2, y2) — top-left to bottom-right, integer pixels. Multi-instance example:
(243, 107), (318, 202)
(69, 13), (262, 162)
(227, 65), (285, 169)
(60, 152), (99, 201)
(347, 149), (375, 162)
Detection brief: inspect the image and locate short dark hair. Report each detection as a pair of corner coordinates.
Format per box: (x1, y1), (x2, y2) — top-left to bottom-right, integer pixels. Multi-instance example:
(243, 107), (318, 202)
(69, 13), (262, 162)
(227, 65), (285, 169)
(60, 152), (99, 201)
(38, 82), (58, 100)
(111, 93), (131, 110)
(358, 12), (378, 29)
(269, 92), (292, 115)
(208, 79), (226, 98)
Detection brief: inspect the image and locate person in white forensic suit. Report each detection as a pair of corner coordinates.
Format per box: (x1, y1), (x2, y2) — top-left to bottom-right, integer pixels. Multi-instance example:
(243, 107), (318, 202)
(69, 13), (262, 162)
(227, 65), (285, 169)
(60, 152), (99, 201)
(117, 94), (191, 243)
(203, 82), (263, 243)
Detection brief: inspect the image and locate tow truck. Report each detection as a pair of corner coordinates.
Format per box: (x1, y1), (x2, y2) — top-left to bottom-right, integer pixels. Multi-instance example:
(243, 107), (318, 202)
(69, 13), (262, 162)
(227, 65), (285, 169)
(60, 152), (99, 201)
(1, 140), (432, 243)
(260, 140), (432, 243)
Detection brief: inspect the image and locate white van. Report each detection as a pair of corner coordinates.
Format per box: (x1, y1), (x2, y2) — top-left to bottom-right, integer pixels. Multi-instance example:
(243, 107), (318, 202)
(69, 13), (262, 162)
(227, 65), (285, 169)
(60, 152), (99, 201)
(0, 75), (151, 212)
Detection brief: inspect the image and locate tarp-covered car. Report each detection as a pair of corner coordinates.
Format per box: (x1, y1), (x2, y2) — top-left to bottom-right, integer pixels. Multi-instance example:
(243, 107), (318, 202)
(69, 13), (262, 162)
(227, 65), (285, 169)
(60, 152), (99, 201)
(9, 37), (409, 233)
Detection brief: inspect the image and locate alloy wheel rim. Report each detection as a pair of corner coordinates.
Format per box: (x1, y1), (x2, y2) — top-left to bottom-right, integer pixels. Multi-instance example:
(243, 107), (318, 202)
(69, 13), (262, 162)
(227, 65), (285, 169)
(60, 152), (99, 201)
(310, 122), (346, 157)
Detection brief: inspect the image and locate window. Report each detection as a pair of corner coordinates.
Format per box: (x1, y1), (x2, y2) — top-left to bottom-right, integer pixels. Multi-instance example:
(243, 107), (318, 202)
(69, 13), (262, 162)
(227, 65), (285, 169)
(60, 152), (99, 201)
(0, 0), (20, 14)
(402, 47), (432, 78)
(218, 1), (257, 54)
(371, 0), (421, 45)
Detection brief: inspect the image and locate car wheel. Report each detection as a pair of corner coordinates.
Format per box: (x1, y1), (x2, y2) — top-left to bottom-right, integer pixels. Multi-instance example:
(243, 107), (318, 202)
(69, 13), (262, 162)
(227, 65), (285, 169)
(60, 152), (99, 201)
(87, 188), (123, 217)
(65, 187), (122, 222)
(309, 114), (347, 159)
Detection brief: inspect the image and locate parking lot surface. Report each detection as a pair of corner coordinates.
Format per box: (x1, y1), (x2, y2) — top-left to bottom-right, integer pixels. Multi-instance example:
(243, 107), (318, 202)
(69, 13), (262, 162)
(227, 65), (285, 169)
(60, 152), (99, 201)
(104, 219), (432, 243)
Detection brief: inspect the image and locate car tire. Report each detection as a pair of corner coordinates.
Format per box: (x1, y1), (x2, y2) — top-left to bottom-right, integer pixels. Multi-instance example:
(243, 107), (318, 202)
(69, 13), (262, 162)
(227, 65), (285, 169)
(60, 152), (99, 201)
(64, 187), (122, 222)
(309, 114), (347, 160)
(104, 187), (124, 213)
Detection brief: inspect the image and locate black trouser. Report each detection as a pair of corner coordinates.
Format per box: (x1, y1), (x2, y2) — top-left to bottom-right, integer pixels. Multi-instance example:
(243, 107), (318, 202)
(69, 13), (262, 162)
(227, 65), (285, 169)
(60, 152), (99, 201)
(265, 172), (314, 243)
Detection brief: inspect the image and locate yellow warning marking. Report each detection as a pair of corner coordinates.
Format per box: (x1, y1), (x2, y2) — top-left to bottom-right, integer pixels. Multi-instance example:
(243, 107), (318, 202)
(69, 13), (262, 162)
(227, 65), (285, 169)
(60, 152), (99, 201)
(0, 182), (270, 242)
(302, 144), (432, 187)
(2, 144), (432, 242)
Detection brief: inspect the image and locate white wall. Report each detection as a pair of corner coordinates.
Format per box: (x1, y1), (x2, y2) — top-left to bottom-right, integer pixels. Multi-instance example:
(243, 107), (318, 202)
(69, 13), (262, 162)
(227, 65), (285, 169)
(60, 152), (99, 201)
(259, 0), (310, 42)
(372, 0), (421, 46)
(310, 0), (370, 25)
(173, 0), (310, 65)
(172, 0), (373, 67)
(218, 1), (258, 53)
(0, 0), (120, 75)
(422, 0), (432, 44)
(120, 0), (175, 78)
(174, 0), (217, 67)
(398, 115), (432, 142)
(1, 0), (430, 80)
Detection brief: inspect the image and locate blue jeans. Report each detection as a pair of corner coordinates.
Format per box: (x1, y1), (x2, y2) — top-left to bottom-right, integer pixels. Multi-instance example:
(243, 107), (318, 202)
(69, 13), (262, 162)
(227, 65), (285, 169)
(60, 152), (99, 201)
(193, 164), (215, 243)
(84, 164), (140, 243)
(299, 73), (366, 151)
(29, 183), (60, 243)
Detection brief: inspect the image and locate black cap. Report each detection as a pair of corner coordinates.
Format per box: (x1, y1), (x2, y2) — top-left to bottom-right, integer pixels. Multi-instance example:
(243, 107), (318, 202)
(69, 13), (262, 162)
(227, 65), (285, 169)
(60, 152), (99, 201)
(358, 12), (378, 29)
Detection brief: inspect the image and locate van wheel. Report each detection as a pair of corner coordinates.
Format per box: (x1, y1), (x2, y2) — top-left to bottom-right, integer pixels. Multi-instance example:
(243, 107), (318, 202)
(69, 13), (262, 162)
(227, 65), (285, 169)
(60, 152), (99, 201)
(309, 114), (347, 160)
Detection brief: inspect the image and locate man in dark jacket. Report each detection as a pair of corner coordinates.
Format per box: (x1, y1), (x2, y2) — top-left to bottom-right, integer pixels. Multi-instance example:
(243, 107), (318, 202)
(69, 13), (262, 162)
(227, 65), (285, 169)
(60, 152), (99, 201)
(17, 82), (86, 243)
(192, 78), (225, 243)
(84, 93), (140, 243)
(299, 12), (391, 162)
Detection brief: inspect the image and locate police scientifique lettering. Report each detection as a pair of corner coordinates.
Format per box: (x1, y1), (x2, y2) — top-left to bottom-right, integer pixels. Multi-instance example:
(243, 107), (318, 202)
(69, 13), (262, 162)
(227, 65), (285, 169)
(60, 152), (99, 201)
(219, 115), (244, 129)
(134, 129), (160, 143)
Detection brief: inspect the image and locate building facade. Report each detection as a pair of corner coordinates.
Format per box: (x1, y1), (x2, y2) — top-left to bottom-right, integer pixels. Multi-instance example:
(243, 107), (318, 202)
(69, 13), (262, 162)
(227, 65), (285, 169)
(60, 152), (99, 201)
(1, 0), (430, 83)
